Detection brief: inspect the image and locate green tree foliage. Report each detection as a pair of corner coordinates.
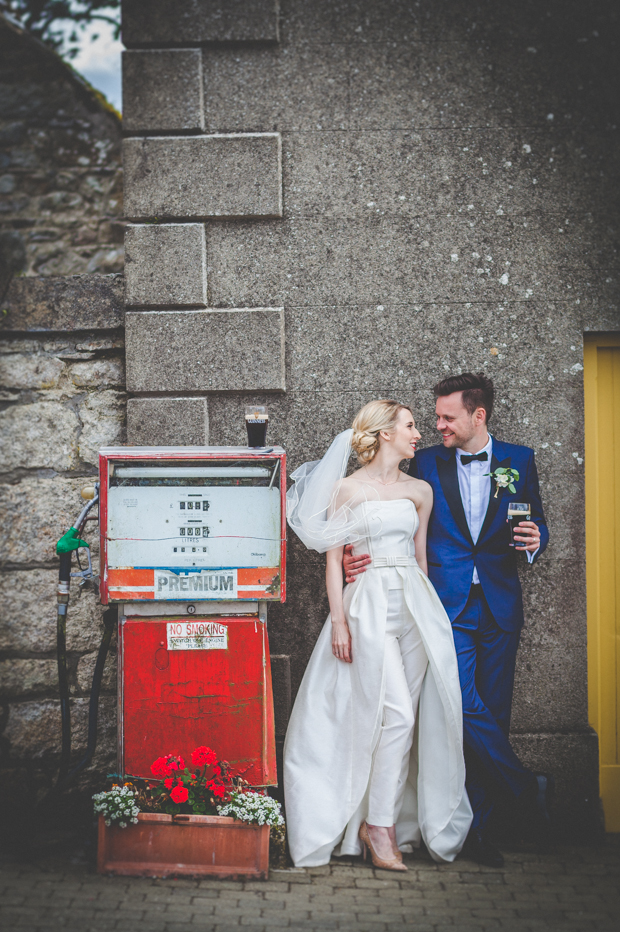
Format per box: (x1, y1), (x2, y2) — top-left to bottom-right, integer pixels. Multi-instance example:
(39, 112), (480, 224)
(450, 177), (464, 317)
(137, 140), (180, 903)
(0, 1), (120, 57)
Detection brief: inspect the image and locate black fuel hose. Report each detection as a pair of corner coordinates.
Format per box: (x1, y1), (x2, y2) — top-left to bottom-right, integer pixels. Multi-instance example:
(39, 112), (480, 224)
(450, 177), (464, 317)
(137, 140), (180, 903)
(56, 552), (72, 784)
(56, 606), (117, 790)
(54, 485), (111, 791)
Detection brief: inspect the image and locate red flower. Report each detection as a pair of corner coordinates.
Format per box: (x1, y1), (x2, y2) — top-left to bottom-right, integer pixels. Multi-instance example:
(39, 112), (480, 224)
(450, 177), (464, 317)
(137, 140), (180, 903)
(191, 746), (217, 768)
(212, 766), (221, 777)
(164, 777), (175, 789)
(151, 754), (186, 778)
(211, 784), (226, 799)
(167, 755), (185, 771)
(170, 784), (189, 804)
(151, 756), (172, 779)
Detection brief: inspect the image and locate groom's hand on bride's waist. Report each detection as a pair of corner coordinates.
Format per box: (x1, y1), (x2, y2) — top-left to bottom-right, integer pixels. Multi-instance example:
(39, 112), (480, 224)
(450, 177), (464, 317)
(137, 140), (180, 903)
(343, 543), (371, 583)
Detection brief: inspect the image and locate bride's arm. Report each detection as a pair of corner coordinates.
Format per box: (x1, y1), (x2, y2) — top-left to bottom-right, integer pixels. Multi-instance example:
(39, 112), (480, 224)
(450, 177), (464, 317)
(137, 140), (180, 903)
(326, 546), (352, 663)
(413, 481), (433, 576)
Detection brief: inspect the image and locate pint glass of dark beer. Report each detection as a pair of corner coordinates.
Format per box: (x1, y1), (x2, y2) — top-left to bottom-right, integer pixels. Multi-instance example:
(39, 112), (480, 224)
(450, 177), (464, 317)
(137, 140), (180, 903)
(245, 406), (269, 447)
(507, 502), (531, 547)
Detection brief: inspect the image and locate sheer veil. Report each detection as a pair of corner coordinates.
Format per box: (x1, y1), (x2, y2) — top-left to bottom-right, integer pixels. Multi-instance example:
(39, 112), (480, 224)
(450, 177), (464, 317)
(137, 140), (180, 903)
(286, 429), (380, 553)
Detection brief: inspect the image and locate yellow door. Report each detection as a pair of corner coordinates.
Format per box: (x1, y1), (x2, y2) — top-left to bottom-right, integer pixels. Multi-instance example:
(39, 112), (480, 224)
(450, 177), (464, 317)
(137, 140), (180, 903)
(584, 334), (620, 831)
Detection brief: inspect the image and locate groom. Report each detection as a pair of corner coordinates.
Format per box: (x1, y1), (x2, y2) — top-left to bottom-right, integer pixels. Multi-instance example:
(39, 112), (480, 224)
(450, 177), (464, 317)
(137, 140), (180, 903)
(344, 372), (551, 867)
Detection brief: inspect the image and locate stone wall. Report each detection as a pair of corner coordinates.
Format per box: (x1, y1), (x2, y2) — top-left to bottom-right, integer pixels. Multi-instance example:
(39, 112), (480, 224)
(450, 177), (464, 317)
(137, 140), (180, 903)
(120, 0), (620, 830)
(0, 15), (123, 287)
(0, 15), (126, 831)
(0, 274), (125, 823)
(0, 13), (126, 829)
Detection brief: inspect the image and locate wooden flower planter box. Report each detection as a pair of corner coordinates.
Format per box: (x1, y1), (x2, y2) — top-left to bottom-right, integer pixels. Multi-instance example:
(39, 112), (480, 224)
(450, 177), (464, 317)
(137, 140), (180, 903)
(97, 813), (270, 879)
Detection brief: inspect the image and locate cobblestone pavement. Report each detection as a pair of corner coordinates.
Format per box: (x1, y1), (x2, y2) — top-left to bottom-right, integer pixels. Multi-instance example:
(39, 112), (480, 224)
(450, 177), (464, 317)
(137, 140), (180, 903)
(1, 840), (619, 932)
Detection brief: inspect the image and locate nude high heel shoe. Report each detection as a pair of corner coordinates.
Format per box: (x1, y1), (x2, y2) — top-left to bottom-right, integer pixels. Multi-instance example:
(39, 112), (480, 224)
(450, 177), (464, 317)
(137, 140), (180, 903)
(387, 826), (403, 862)
(359, 822), (408, 872)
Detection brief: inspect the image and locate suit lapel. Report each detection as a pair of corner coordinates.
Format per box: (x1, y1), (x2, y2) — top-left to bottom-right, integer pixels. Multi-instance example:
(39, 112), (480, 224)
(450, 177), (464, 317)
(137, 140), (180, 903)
(436, 451), (474, 547)
(477, 448), (511, 544)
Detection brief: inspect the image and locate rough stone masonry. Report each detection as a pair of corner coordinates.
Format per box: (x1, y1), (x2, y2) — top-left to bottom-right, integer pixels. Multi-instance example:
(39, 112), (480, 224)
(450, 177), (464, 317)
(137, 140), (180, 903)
(1, 0), (619, 838)
(0, 13), (126, 830)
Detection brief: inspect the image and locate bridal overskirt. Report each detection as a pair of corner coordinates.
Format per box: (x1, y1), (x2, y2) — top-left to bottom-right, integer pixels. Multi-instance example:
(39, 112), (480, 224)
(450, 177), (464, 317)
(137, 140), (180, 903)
(284, 554), (472, 867)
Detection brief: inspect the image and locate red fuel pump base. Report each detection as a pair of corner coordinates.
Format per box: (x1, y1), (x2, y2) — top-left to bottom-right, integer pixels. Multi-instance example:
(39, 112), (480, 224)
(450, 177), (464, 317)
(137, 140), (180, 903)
(119, 613), (277, 787)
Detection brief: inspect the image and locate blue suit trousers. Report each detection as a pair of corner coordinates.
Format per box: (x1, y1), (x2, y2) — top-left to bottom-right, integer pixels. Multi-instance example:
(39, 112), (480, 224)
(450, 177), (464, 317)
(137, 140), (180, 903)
(452, 585), (535, 829)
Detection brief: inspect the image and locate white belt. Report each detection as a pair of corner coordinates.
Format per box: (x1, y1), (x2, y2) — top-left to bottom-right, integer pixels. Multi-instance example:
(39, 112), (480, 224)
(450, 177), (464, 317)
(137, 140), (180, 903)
(372, 556), (417, 567)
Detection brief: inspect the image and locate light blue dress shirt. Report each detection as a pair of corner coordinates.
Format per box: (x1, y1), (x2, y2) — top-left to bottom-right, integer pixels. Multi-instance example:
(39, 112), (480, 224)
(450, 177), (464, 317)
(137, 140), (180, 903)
(456, 434), (536, 584)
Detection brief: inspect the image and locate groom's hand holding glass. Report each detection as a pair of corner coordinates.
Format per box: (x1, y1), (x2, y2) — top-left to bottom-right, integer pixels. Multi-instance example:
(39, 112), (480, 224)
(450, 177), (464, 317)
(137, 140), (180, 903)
(512, 520), (541, 552)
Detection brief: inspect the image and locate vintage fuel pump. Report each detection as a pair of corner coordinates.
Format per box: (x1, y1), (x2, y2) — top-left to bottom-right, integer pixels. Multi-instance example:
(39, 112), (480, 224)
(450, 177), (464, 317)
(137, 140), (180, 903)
(98, 445), (286, 788)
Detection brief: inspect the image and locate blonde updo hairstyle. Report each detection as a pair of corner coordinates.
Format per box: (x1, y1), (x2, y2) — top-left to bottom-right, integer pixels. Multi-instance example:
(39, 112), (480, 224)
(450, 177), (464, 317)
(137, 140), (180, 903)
(351, 400), (413, 465)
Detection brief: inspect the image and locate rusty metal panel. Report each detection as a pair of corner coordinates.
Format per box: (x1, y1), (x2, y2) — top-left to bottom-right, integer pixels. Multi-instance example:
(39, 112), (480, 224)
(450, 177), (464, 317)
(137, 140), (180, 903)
(119, 615), (277, 787)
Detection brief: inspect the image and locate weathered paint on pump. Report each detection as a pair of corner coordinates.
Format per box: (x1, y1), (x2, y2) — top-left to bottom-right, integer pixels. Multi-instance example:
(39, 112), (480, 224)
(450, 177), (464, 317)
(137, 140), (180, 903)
(106, 565), (280, 601)
(119, 614), (277, 786)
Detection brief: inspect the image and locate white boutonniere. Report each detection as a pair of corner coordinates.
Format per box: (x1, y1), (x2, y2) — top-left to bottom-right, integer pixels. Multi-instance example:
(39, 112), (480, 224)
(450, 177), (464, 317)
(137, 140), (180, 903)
(485, 466), (520, 498)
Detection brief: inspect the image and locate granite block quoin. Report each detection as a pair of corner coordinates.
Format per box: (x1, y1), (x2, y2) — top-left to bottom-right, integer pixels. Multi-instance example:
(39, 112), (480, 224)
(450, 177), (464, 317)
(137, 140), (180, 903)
(125, 308), (286, 392)
(122, 134), (283, 220)
(121, 0), (280, 47)
(124, 223), (207, 307)
(122, 49), (204, 133)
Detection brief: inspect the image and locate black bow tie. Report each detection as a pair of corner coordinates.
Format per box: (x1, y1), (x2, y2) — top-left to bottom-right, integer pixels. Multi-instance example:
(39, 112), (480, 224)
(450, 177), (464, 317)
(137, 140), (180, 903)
(460, 451), (489, 465)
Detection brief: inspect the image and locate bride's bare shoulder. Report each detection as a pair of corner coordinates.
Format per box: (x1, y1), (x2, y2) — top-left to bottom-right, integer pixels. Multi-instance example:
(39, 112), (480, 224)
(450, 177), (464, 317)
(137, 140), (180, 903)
(397, 473), (432, 503)
(330, 473), (365, 509)
(410, 476), (433, 505)
(346, 467), (368, 482)
(335, 473), (365, 495)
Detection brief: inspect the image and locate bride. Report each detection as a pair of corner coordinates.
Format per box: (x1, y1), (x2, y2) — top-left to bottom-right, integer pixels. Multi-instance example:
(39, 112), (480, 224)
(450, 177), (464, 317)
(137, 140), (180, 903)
(284, 400), (472, 870)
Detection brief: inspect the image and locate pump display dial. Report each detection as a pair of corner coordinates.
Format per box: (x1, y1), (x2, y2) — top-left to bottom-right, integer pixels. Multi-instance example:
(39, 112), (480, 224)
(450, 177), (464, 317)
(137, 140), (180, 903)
(99, 451), (286, 603)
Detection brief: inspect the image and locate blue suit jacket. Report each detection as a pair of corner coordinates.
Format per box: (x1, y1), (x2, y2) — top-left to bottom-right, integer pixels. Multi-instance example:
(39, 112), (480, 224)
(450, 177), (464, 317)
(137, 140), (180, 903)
(408, 439), (549, 632)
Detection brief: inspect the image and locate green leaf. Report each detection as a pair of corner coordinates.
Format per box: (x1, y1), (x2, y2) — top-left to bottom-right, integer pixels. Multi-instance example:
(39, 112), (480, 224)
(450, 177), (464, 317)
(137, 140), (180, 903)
(495, 468), (508, 475)
(508, 483), (516, 493)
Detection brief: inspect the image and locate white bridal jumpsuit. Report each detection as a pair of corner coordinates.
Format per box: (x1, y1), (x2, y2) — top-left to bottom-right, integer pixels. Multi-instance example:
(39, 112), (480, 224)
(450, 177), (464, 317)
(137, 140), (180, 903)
(284, 499), (472, 867)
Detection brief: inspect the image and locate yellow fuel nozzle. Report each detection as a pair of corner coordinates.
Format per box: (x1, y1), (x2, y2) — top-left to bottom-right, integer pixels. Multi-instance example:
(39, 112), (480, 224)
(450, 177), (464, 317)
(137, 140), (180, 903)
(81, 486), (96, 501)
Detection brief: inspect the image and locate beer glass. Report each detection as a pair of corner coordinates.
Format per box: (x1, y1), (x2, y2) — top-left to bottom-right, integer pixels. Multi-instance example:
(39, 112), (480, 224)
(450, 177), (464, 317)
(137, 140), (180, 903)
(507, 502), (531, 547)
(245, 406), (269, 447)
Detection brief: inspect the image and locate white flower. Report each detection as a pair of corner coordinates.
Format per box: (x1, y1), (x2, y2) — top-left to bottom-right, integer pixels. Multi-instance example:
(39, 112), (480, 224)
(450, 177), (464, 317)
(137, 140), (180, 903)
(93, 786), (140, 829)
(217, 791), (285, 828)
